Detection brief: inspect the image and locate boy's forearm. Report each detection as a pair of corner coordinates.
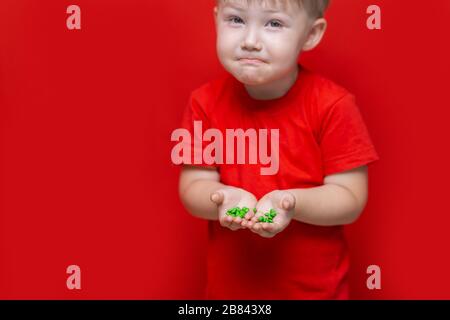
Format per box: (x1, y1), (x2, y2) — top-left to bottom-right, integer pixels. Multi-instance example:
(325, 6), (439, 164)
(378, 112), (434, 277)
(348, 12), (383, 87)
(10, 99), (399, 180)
(180, 179), (226, 221)
(286, 184), (362, 226)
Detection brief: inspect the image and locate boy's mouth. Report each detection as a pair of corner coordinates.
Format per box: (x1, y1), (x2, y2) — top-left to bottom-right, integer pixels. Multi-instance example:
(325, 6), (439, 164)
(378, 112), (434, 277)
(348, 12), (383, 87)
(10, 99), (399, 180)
(237, 58), (266, 65)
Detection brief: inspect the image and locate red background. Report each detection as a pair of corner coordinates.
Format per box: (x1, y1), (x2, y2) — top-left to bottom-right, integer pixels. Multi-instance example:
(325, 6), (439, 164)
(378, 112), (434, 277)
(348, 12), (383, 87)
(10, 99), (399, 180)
(1, 0), (449, 299)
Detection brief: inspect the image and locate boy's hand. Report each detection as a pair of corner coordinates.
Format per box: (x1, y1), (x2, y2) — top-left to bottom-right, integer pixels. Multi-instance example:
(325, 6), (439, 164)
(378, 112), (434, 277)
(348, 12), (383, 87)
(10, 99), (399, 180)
(210, 187), (257, 231)
(244, 190), (296, 238)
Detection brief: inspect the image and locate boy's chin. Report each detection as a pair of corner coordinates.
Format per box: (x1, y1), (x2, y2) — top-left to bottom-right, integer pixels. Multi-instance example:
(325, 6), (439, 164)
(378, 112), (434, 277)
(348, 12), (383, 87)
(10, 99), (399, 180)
(233, 72), (270, 86)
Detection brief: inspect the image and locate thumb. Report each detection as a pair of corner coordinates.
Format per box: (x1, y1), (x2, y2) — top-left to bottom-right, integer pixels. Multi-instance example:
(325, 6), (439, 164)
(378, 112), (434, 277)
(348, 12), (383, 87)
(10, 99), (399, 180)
(280, 192), (296, 211)
(210, 190), (225, 205)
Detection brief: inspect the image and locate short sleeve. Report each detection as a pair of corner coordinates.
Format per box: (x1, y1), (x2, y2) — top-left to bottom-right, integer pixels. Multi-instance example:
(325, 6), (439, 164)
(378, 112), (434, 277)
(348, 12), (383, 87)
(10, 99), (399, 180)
(175, 92), (218, 168)
(318, 94), (380, 176)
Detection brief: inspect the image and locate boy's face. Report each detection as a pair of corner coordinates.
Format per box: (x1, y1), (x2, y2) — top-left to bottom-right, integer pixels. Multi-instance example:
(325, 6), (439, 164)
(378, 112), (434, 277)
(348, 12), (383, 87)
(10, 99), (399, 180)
(214, 0), (323, 86)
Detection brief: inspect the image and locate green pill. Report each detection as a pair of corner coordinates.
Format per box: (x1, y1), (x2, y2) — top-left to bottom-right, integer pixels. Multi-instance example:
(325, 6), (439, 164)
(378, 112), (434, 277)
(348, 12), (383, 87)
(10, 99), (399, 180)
(226, 206), (253, 219)
(256, 208), (278, 224)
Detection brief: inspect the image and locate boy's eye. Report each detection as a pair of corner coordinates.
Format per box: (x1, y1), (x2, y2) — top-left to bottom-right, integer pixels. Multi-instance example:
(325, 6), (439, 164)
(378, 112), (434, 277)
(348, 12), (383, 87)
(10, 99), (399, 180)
(267, 20), (283, 28)
(228, 16), (244, 24)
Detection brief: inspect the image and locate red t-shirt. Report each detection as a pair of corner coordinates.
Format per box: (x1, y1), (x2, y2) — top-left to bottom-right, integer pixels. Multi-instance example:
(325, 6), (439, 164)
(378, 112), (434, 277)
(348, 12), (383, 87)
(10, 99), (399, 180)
(178, 64), (380, 299)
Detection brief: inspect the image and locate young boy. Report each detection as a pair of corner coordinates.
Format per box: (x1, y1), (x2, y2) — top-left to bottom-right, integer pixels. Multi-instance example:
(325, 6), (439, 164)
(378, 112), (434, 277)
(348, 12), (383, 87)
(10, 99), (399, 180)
(177, 0), (379, 299)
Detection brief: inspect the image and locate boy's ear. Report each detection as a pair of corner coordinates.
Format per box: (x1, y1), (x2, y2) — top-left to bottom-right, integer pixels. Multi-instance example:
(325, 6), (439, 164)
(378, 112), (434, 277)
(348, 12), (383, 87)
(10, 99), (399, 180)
(302, 18), (327, 52)
(213, 6), (219, 25)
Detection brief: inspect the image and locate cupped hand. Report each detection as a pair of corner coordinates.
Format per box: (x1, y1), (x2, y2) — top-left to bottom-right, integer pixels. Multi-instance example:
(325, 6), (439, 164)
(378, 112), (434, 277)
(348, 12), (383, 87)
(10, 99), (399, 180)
(243, 190), (296, 238)
(210, 187), (258, 231)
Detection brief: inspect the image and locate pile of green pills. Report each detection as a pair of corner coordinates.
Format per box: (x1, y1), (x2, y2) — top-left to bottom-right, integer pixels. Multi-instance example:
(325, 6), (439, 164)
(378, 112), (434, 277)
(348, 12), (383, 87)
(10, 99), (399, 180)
(226, 207), (249, 219)
(225, 207), (278, 223)
(258, 209), (277, 223)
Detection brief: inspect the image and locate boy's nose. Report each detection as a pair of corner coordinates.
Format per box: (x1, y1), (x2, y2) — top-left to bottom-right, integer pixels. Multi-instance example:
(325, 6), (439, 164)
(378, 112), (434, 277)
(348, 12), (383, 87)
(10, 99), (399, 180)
(241, 27), (262, 51)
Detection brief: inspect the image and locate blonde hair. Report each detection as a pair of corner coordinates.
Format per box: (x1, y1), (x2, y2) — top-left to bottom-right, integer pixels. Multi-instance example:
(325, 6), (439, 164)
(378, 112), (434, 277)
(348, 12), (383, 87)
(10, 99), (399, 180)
(217, 0), (331, 18)
(302, 0), (330, 18)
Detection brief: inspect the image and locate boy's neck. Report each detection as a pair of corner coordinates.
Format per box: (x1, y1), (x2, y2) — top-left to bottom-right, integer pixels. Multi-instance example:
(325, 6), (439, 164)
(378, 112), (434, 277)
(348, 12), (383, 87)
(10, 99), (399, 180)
(244, 65), (299, 101)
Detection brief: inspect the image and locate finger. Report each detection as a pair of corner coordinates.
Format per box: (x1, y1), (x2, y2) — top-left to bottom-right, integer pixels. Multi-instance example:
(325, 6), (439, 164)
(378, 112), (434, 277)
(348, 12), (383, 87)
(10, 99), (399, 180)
(225, 215), (234, 226)
(229, 224), (242, 231)
(228, 216), (244, 230)
(244, 212), (255, 220)
(210, 190), (225, 205)
(247, 207), (258, 219)
(259, 230), (276, 238)
(221, 217), (240, 231)
(249, 224), (273, 238)
(229, 218), (244, 231)
(262, 222), (276, 233)
(219, 215), (231, 228)
(252, 222), (262, 232)
(261, 222), (270, 230)
(250, 216), (261, 225)
(255, 223), (276, 238)
(280, 192), (296, 211)
(233, 217), (243, 225)
(245, 219), (256, 228)
(249, 224), (261, 234)
(218, 214), (233, 229)
(251, 211), (265, 223)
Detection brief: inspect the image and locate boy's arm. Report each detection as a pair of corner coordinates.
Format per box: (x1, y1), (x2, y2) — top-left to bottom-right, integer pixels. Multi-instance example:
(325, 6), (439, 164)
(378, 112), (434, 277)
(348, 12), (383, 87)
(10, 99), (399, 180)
(179, 165), (226, 221)
(287, 166), (369, 226)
